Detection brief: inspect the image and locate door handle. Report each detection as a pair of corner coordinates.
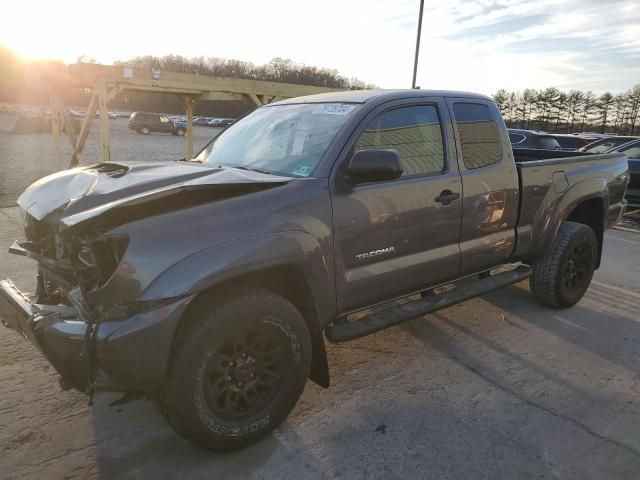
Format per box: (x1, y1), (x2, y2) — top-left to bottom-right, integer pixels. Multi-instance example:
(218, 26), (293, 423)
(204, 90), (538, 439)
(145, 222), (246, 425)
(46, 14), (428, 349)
(435, 190), (460, 206)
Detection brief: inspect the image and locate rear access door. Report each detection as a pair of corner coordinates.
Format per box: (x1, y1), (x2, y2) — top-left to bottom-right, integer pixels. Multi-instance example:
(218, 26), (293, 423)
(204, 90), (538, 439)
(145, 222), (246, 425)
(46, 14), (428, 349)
(332, 97), (463, 313)
(445, 98), (519, 274)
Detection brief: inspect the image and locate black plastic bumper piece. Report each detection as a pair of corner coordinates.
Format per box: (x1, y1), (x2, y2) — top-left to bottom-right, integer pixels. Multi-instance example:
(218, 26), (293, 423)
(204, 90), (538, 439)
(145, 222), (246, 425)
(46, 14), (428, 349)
(326, 265), (533, 343)
(1, 279), (196, 393)
(1, 279), (90, 390)
(0, 279), (33, 332)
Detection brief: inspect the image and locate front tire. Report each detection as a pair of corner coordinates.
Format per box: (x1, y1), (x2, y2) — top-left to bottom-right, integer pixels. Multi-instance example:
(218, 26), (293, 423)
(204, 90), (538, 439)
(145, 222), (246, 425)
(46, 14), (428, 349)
(160, 288), (311, 452)
(176, 128), (185, 136)
(529, 221), (597, 308)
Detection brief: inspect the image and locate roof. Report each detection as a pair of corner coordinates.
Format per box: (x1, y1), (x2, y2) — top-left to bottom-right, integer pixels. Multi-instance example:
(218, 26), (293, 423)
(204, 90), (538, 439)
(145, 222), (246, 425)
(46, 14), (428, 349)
(271, 89), (493, 105)
(508, 128), (552, 135)
(553, 133), (601, 138)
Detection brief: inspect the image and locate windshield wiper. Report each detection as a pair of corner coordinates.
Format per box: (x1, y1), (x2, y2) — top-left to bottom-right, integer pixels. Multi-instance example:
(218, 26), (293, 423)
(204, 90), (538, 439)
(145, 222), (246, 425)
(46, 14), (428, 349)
(222, 164), (274, 175)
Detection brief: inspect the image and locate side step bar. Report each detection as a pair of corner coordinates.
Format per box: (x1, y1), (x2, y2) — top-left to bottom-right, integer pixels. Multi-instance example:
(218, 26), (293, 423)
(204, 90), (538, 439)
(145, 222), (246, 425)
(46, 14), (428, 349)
(325, 265), (532, 343)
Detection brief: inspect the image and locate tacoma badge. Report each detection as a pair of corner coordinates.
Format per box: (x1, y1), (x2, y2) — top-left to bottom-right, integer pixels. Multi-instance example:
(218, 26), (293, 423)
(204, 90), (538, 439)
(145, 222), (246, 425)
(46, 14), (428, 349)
(355, 246), (396, 261)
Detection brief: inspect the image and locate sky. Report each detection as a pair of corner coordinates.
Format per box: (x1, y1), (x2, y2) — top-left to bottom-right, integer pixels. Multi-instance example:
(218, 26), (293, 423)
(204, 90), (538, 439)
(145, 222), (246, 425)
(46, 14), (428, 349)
(1, 0), (639, 95)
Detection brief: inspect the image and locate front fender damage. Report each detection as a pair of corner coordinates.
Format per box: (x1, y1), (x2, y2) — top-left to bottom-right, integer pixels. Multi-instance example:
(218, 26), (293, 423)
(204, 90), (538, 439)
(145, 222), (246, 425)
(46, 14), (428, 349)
(9, 170), (290, 395)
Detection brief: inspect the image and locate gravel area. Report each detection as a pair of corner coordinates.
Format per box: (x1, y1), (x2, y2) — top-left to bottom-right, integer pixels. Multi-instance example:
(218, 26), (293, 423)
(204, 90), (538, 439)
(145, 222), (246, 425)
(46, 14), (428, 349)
(0, 114), (220, 206)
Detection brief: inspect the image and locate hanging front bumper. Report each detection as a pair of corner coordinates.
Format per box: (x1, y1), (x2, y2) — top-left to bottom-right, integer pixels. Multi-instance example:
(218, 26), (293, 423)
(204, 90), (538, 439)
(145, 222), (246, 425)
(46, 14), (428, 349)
(0, 279), (195, 393)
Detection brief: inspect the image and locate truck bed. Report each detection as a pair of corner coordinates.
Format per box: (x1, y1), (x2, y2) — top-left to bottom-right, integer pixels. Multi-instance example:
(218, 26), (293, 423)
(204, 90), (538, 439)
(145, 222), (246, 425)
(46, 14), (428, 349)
(511, 148), (628, 261)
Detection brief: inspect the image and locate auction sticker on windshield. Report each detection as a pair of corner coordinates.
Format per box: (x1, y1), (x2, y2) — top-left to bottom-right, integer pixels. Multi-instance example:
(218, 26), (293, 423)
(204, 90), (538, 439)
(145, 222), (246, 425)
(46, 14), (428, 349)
(313, 104), (356, 115)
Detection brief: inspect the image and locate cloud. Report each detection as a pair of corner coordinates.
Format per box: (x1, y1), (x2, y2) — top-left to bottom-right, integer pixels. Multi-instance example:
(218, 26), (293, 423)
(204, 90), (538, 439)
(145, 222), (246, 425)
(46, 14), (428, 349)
(446, 14), (552, 39)
(415, 0), (640, 93)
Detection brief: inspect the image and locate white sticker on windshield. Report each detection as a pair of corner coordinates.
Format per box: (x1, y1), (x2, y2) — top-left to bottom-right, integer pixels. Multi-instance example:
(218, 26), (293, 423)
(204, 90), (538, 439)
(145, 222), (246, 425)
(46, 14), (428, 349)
(313, 104), (356, 115)
(293, 165), (312, 177)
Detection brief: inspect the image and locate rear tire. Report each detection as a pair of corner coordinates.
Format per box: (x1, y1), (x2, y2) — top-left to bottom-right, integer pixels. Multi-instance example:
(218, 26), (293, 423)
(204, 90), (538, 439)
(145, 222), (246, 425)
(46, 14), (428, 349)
(141, 126), (150, 135)
(529, 221), (597, 308)
(160, 287), (311, 452)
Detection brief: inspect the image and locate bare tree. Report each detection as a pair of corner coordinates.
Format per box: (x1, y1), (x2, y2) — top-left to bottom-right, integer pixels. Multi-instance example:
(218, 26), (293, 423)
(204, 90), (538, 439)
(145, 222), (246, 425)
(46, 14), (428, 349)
(596, 92), (615, 133)
(628, 85), (640, 135)
(612, 93), (629, 134)
(554, 91), (567, 131)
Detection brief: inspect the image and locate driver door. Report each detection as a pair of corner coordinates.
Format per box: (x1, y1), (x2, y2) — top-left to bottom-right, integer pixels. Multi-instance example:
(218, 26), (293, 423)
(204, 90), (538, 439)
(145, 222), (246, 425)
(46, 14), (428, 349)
(332, 99), (463, 312)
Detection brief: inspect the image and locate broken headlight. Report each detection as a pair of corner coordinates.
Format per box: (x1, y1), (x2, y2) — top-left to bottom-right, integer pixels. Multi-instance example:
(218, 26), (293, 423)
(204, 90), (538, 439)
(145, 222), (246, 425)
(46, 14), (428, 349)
(77, 235), (129, 289)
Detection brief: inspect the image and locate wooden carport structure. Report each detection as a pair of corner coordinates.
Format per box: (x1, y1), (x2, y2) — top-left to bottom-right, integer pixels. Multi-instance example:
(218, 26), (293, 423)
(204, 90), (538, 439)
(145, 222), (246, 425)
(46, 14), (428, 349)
(49, 63), (339, 169)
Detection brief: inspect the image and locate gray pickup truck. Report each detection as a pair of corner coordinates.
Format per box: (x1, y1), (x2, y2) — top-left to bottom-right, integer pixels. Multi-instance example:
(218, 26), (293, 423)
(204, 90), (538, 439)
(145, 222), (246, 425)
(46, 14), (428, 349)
(0, 89), (629, 451)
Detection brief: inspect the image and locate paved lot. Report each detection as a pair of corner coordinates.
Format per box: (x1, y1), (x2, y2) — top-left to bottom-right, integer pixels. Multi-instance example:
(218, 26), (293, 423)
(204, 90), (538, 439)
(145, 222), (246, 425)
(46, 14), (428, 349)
(0, 114), (218, 206)
(1, 204), (639, 479)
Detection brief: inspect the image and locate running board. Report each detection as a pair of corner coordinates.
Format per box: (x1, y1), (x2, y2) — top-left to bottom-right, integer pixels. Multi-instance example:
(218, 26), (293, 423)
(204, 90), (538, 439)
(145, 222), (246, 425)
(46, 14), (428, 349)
(325, 265), (532, 343)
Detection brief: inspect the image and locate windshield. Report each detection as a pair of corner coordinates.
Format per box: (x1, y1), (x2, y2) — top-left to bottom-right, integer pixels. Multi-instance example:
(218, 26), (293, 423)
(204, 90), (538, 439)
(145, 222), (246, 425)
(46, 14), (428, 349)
(585, 138), (635, 153)
(203, 103), (358, 177)
(622, 144), (640, 160)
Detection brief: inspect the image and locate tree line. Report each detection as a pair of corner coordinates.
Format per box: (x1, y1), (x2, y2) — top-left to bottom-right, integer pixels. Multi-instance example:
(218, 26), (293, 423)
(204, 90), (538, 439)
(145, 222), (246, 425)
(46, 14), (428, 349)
(493, 86), (640, 135)
(115, 55), (375, 90)
(109, 55), (375, 116)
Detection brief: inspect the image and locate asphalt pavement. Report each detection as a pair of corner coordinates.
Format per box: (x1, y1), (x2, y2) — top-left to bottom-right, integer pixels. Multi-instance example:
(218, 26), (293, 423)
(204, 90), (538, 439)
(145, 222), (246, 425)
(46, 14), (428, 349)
(1, 206), (639, 479)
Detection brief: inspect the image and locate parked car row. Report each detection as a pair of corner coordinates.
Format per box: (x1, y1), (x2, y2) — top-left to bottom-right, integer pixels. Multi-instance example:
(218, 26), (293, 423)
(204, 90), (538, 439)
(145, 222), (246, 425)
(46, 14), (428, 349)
(70, 109), (120, 119)
(610, 139), (640, 207)
(509, 128), (638, 152)
(169, 115), (236, 128)
(508, 129), (638, 208)
(127, 112), (237, 136)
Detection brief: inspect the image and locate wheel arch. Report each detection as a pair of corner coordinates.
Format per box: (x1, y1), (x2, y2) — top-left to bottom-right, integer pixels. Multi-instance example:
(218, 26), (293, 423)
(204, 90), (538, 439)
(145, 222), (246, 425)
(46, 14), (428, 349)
(565, 197), (605, 268)
(155, 232), (335, 389)
(171, 264), (330, 388)
(526, 179), (607, 268)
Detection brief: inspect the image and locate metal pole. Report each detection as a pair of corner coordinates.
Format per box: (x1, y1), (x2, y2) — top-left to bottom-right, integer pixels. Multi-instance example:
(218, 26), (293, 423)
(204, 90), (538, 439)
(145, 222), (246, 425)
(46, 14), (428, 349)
(412, 0), (425, 89)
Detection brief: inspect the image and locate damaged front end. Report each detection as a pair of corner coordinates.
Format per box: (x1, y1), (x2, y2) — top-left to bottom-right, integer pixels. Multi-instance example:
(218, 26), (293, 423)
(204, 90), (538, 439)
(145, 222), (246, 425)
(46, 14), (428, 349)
(1, 212), (194, 395)
(1, 161), (292, 395)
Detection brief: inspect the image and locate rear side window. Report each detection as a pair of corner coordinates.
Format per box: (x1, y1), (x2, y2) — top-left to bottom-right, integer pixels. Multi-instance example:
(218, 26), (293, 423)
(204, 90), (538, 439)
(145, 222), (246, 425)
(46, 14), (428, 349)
(535, 136), (561, 149)
(355, 105), (445, 176)
(555, 137), (583, 149)
(453, 103), (500, 169)
(509, 133), (526, 144)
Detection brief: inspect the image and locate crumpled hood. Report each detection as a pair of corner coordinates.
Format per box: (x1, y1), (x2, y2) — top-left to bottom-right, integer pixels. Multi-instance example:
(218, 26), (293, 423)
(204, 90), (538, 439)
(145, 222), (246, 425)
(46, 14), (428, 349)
(18, 161), (291, 228)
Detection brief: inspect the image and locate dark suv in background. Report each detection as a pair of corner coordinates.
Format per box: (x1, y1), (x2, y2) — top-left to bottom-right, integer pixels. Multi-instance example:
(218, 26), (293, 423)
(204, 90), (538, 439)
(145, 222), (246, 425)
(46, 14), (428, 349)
(508, 128), (561, 150)
(128, 112), (186, 136)
(552, 133), (599, 151)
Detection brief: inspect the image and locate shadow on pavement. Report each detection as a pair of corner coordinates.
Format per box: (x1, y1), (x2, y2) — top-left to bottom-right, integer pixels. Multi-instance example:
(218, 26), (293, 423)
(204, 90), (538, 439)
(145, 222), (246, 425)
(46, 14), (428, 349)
(88, 393), (326, 479)
(482, 283), (640, 376)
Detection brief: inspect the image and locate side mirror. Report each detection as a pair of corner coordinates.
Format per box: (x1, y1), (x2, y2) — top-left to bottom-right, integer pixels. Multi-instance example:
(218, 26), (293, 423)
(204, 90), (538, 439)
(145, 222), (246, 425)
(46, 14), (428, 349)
(347, 149), (403, 184)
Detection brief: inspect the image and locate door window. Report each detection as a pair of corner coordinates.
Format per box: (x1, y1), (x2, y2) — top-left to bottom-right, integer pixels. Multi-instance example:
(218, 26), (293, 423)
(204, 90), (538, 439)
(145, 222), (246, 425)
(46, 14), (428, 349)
(160, 116), (170, 123)
(354, 105), (445, 177)
(453, 103), (501, 169)
(509, 133), (526, 144)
